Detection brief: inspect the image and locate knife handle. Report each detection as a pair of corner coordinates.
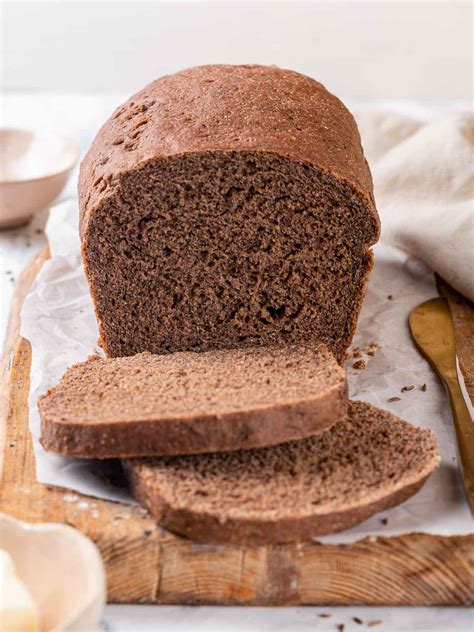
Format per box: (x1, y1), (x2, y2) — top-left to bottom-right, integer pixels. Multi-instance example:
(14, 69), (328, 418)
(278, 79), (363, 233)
(445, 377), (474, 512)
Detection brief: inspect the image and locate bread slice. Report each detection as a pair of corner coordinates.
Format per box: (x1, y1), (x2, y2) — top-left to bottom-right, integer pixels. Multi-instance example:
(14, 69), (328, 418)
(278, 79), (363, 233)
(79, 65), (379, 363)
(124, 401), (439, 544)
(39, 344), (347, 459)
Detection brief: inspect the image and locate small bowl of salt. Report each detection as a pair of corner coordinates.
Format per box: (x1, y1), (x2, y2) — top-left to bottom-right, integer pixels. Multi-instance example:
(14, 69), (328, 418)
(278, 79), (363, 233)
(0, 128), (79, 229)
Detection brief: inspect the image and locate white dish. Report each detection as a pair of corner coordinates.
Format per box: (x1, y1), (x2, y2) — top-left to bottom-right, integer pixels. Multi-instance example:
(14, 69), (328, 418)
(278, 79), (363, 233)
(0, 513), (106, 631)
(0, 128), (79, 230)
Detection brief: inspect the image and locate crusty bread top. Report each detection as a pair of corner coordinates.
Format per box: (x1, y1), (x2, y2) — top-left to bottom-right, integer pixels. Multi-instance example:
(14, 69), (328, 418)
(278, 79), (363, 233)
(126, 400), (439, 522)
(79, 64), (378, 237)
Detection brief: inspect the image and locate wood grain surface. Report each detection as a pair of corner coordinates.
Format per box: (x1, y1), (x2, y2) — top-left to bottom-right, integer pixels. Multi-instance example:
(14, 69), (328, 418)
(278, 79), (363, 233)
(1, 249), (473, 605)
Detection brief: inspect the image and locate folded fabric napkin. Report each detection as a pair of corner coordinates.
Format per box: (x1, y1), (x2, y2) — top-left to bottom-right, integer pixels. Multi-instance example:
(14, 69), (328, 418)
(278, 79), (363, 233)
(354, 108), (474, 302)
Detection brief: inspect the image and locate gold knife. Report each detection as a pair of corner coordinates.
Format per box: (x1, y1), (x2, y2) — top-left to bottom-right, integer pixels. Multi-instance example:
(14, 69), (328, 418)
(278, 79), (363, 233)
(409, 297), (474, 513)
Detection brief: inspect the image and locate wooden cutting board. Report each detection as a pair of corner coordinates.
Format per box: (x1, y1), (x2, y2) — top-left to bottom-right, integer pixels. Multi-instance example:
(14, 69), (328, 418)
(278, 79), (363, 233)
(1, 248), (473, 606)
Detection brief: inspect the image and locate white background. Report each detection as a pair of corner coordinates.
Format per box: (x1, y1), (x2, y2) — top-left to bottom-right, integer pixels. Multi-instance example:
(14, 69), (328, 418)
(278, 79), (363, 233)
(1, 1), (473, 631)
(2, 0), (472, 101)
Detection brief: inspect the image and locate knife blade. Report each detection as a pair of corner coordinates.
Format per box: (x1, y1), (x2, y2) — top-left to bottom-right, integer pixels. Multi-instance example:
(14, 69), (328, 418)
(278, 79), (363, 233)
(409, 297), (474, 513)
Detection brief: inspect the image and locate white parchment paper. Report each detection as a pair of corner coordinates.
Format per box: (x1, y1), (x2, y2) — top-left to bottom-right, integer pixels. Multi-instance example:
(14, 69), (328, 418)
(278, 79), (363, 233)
(20, 199), (473, 542)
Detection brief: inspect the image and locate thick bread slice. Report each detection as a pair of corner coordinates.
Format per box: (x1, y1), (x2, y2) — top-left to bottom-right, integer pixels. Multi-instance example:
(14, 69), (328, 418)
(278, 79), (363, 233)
(39, 344), (347, 459)
(124, 401), (440, 544)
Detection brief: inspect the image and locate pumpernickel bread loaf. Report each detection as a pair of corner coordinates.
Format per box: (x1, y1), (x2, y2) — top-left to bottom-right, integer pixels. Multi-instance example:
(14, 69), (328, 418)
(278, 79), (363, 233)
(124, 401), (439, 544)
(39, 343), (347, 459)
(79, 64), (379, 361)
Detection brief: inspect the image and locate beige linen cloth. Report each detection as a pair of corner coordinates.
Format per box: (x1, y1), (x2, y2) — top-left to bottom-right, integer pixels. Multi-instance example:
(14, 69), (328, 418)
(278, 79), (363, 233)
(353, 108), (474, 302)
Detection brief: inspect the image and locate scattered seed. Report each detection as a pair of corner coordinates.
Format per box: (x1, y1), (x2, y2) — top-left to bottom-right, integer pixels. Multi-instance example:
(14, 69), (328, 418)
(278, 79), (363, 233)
(353, 350), (362, 358)
(26, 241), (31, 247)
(318, 613), (331, 618)
(337, 625), (345, 632)
(401, 385), (415, 392)
(9, 443), (15, 448)
(365, 342), (380, 357)
(5, 270), (12, 275)
(35, 228), (43, 234)
(353, 618), (363, 625)
(387, 294), (393, 300)
(144, 529), (153, 536)
(388, 397), (401, 402)
(380, 518), (388, 525)
(353, 360), (366, 370)
(368, 621), (383, 628)
(421, 383), (427, 391)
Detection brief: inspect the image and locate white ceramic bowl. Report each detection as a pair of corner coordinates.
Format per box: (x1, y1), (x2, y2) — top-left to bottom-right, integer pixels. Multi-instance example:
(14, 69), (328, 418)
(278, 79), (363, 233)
(0, 513), (106, 631)
(0, 128), (79, 230)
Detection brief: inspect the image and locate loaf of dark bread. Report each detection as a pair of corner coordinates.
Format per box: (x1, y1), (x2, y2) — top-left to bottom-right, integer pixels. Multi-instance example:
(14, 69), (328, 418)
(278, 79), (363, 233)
(39, 344), (347, 458)
(79, 65), (379, 361)
(124, 401), (439, 545)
